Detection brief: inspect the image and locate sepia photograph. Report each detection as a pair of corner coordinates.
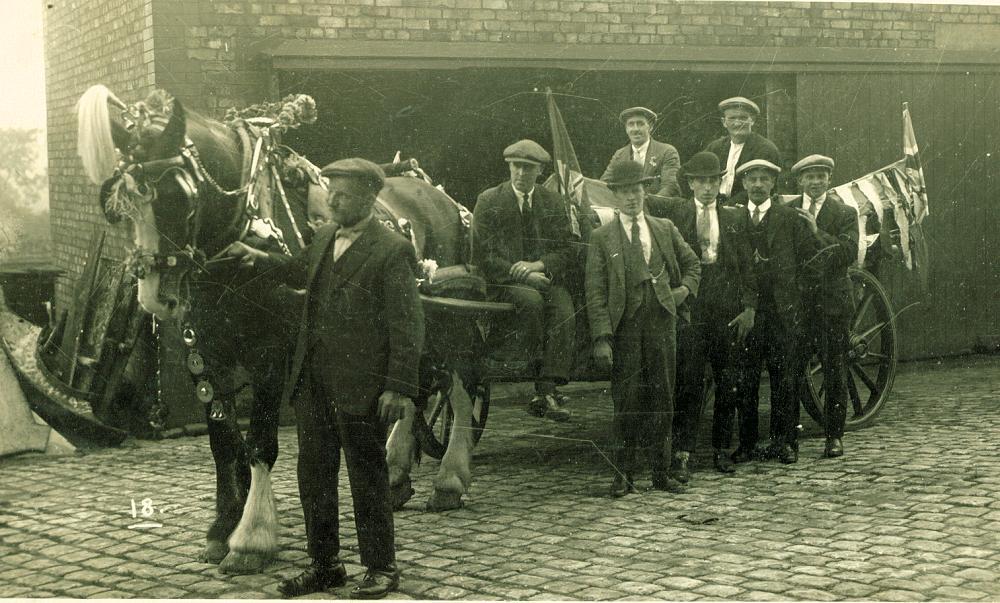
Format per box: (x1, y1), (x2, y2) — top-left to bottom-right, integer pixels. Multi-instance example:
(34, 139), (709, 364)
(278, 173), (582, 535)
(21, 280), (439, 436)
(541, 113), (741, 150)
(0, 0), (997, 600)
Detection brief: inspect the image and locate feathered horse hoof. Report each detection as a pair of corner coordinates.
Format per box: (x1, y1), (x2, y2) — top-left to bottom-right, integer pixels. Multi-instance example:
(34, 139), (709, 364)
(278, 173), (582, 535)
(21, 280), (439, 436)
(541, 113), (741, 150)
(426, 489), (464, 512)
(219, 550), (275, 575)
(200, 539), (229, 564)
(389, 478), (415, 511)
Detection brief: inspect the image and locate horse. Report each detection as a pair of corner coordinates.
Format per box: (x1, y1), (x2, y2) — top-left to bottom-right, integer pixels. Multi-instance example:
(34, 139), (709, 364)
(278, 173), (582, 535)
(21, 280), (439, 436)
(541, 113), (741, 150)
(74, 85), (479, 573)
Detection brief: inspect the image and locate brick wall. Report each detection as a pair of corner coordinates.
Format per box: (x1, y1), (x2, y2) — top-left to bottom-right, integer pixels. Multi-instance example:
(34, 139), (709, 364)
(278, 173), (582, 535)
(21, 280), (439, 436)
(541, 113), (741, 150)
(44, 0), (154, 308)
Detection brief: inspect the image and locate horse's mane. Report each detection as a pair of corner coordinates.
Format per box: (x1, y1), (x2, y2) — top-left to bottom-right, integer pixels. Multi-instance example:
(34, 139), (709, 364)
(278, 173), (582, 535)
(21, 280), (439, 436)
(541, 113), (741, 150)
(76, 85), (122, 185)
(77, 85), (242, 187)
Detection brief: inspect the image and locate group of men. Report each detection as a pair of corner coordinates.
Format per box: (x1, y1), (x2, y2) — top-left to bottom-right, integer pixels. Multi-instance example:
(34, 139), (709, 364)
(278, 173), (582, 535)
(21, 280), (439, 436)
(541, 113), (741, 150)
(473, 96), (859, 498)
(223, 94), (860, 598)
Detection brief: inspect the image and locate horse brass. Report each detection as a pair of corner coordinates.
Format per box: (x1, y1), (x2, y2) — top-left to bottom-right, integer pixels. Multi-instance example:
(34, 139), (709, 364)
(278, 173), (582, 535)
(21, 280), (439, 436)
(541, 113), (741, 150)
(195, 379), (214, 403)
(186, 352), (205, 375)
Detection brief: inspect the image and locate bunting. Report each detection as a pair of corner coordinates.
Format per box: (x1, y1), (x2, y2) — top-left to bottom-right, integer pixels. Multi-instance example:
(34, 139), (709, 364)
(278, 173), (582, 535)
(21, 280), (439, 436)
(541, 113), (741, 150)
(903, 102), (929, 224)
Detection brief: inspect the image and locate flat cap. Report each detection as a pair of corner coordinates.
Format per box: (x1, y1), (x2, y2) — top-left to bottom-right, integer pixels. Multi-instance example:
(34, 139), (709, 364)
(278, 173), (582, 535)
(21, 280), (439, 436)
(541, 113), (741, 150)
(618, 106), (657, 124)
(603, 160), (654, 189)
(320, 157), (386, 191)
(791, 154), (835, 174)
(718, 96), (760, 116)
(503, 139), (551, 165)
(736, 159), (782, 178)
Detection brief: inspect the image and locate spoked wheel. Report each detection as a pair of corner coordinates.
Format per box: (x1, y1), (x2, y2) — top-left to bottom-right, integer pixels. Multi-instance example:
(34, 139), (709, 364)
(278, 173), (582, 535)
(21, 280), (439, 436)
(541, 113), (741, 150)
(414, 366), (490, 459)
(802, 267), (898, 430)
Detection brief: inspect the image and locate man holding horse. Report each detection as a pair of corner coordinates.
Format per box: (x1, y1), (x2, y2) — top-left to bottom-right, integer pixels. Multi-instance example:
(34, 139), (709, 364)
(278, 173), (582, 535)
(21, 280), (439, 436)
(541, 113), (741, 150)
(472, 139), (576, 421)
(228, 158), (422, 599)
(586, 159), (701, 497)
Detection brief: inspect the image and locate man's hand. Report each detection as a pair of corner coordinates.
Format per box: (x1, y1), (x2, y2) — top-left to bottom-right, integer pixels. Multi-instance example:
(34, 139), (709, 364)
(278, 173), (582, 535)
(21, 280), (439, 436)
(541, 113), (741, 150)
(225, 241), (269, 268)
(377, 391), (414, 424)
(523, 271), (551, 291)
(510, 260), (545, 282)
(671, 285), (690, 307)
(794, 208), (819, 234)
(728, 307), (756, 343)
(593, 339), (613, 373)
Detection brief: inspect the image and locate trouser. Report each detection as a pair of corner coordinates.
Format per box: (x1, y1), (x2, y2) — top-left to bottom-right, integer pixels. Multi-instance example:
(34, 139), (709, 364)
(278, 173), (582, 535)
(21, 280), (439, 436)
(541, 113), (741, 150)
(673, 301), (745, 453)
(496, 283), (575, 391)
(610, 287), (676, 475)
(737, 307), (799, 449)
(786, 306), (851, 439)
(295, 360), (395, 570)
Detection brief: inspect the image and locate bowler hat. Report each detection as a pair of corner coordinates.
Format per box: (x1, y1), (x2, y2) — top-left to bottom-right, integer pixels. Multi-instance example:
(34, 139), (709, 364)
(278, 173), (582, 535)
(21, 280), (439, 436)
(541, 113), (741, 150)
(736, 159), (781, 178)
(791, 154), (835, 175)
(503, 139), (551, 165)
(718, 96), (760, 116)
(321, 157), (386, 191)
(618, 106), (657, 124)
(603, 160), (654, 189)
(682, 152), (726, 178)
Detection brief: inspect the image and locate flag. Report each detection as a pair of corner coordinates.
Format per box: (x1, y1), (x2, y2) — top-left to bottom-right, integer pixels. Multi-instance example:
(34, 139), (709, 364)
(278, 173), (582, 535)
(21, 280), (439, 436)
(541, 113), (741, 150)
(544, 89), (587, 239)
(903, 102), (929, 224)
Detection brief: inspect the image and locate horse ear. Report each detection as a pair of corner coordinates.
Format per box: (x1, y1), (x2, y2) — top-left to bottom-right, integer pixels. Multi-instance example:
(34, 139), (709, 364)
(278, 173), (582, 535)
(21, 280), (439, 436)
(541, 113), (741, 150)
(160, 99), (187, 150)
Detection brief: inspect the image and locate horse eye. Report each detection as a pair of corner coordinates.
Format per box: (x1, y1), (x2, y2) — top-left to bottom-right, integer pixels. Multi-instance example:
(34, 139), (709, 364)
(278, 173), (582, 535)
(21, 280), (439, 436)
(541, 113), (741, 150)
(137, 182), (149, 195)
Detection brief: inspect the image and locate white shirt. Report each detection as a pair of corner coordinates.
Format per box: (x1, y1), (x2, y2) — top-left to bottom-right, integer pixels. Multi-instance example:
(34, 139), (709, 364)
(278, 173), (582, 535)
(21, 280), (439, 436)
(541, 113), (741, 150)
(333, 213), (372, 262)
(631, 140), (651, 167)
(619, 211), (651, 264)
(696, 200), (720, 265)
(514, 187), (534, 213)
(720, 141), (745, 196)
(747, 198), (772, 224)
(805, 192), (827, 217)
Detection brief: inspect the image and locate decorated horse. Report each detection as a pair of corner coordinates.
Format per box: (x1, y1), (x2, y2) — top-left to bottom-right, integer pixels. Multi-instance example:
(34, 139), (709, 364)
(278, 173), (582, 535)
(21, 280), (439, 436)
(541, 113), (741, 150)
(74, 85), (478, 572)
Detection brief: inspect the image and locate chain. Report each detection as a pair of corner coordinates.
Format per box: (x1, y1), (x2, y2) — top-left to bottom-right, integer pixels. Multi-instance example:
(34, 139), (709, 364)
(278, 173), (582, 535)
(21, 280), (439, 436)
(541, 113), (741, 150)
(184, 144), (249, 197)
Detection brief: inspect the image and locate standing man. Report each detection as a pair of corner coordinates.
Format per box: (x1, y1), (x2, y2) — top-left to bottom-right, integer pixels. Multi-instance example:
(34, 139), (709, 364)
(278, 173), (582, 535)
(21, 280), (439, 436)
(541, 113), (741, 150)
(228, 158), (422, 599)
(602, 106), (682, 197)
(704, 97), (781, 204)
(472, 140), (576, 421)
(646, 152), (757, 481)
(786, 155), (859, 459)
(586, 160), (700, 497)
(734, 159), (820, 465)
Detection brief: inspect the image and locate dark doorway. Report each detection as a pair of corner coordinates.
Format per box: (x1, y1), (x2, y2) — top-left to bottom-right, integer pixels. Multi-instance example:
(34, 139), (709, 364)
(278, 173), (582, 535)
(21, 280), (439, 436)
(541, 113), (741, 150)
(280, 68), (767, 207)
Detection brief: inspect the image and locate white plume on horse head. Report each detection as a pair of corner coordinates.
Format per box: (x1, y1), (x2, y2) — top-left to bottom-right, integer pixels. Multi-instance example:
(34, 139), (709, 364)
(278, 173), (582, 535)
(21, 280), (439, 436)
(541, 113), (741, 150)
(76, 84), (126, 185)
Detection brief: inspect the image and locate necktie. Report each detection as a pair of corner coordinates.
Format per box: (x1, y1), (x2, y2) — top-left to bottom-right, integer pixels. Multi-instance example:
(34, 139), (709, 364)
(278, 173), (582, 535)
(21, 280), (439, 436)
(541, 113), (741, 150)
(698, 204), (712, 250)
(808, 198), (820, 218)
(630, 218), (645, 265)
(520, 192), (536, 257)
(752, 206), (763, 225)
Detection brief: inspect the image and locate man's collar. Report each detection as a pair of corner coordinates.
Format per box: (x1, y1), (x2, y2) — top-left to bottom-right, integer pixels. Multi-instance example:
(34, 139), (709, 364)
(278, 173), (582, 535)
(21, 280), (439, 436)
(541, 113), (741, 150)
(336, 212), (373, 237)
(632, 139), (650, 154)
(695, 198), (717, 210)
(511, 184), (534, 198)
(748, 198), (771, 212)
(619, 211), (645, 225)
(806, 192), (828, 205)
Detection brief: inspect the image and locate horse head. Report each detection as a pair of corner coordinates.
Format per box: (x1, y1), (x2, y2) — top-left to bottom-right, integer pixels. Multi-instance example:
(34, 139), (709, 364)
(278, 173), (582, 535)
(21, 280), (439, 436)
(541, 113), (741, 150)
(77, 85), (247, 322)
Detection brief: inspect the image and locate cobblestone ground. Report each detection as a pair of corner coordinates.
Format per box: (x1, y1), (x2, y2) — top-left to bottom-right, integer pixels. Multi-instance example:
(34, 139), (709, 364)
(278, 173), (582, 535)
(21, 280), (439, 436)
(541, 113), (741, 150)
(1, 355), (999, 600)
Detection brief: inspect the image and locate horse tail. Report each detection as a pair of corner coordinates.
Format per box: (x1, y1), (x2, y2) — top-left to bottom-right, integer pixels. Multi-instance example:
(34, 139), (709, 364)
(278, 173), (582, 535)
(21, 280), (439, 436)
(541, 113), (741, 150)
(76, 84), (123, 185)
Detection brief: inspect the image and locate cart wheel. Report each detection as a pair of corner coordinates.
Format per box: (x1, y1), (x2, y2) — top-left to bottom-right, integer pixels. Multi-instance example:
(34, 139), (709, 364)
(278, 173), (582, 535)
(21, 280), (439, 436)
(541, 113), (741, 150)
(414, 368), (490, 460)
(802, 267), (898, 430)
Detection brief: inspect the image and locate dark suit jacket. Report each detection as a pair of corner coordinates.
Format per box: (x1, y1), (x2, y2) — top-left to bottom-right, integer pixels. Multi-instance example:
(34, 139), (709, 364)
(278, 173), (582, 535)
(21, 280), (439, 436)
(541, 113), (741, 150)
(744, 198), (822, 329)
(258, 219), (424, 414)
(586, 214), (701, 342)
(601, 138), (682, 197)
(646, 196), (757, 315)
(788, 192), (859, 317)
(705, 132), (781, 202)
(471, 181), (575, 287)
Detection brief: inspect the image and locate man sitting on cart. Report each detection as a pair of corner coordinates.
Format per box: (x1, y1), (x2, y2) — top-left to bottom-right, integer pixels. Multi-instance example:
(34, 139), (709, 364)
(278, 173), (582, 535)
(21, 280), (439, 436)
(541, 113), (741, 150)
(471, 140), (577, 422)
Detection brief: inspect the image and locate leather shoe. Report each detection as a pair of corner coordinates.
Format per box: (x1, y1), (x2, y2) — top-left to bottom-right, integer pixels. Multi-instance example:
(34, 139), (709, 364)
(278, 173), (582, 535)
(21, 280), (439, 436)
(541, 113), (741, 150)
(279, 561), (347, 598)
(530, 394), (571, 422)
(730, 446), (755, 464)
(351, 566), (400, 600)
(713, 450), (736, 473)
(610, 472), (632, 498)
(669, 453), (691, 483)
(777, 443), (798, 464)
(651, 473), (686, 493)
(824, 437), (844, 458)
